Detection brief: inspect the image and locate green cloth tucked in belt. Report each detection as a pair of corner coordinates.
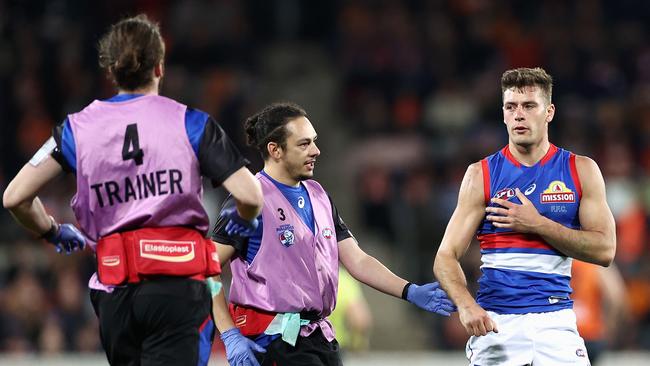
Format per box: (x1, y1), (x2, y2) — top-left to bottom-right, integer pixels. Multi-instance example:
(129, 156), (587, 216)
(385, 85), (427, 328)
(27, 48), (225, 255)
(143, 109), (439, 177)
(206, 277), (222, 296)
(264, 313), (311, 346)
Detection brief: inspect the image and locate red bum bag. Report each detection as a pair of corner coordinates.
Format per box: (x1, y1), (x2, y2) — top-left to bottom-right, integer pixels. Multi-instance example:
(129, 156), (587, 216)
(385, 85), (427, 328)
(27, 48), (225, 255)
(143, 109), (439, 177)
(96, 226), (221, 285)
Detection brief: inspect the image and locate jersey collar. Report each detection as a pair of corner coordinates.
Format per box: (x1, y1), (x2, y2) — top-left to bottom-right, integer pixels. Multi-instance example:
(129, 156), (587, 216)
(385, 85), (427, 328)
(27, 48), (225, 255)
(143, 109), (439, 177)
(501, 143), (558, 168)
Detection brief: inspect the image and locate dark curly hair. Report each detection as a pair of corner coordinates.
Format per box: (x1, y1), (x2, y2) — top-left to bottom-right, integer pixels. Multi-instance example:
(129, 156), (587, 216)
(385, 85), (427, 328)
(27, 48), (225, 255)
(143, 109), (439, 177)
(244, 103), (308, 160)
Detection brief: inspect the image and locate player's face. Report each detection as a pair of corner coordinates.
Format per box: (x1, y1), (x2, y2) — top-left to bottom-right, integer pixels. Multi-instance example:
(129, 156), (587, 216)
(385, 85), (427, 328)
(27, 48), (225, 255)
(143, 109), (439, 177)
(502, 86), (555, 147)
(280, 116), (320, 181)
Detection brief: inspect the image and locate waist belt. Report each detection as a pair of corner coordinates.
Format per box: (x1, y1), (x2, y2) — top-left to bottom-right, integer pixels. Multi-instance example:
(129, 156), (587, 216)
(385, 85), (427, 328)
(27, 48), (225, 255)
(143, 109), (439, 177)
(96, 226), (221, 285)
(229, 304), (323, 346)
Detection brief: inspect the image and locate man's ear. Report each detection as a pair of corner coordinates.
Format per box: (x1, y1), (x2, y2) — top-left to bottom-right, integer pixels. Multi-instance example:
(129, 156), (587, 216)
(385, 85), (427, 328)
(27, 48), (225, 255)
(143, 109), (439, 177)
(546, 103), (555, 123)
(267, 142), (282, 160)
(154, 62), (164, 78)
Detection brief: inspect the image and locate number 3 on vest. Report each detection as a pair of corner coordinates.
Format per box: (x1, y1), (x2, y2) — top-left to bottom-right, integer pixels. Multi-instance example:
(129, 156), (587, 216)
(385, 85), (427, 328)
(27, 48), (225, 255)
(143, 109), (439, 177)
(122, 123), (144, 166)
(277, 208), (286, 221)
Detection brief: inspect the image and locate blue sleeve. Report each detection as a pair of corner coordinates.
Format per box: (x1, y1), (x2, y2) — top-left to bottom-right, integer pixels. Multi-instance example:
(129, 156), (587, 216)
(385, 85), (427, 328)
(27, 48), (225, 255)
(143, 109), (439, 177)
(185, 108), (210, 158)
(61, 119), (77, 171)
(51, 118), (77, 173)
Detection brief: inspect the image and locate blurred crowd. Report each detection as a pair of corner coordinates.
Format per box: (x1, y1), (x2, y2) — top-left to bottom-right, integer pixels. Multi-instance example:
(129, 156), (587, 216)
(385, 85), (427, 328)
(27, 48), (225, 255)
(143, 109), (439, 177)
(0, 0), (649, 356)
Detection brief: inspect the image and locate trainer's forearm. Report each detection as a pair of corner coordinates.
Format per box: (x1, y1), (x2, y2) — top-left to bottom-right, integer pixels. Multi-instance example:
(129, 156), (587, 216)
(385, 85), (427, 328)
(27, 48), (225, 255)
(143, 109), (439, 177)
(235, 200), (262, 223)
(212, 275), (237, 332)
(7, 197), (52, 236)
(536, 217), (614, 266)
(346, 253), (407, 299)
(433, 252), (476, 309)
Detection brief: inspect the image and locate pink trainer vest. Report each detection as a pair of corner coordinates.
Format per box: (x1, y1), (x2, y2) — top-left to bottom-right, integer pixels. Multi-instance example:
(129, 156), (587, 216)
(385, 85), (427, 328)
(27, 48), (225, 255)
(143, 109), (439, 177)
(229, 173), (340, 339)
(68, 95), (208, 243)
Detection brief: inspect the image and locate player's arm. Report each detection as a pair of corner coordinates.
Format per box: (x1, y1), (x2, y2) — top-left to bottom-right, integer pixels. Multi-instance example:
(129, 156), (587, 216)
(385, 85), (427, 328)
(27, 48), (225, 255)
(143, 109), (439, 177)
(339, 237), (409, 298)
(537, 156), (615, 265)
(195, 115), (263, 222)
(222, 167), (263, 222)
(3, 153), (63, 235)
(433, 162), (498, 336)
(339, 234), (454, 316)
(210, 235), (266, 362)
(211, 243), (238, 332)
(487, 156), (616, 266)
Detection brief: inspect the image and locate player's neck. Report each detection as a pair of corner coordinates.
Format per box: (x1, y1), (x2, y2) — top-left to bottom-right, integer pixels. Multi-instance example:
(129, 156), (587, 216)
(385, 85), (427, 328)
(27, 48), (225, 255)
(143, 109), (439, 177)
(118, 81), (160, 96)
(508, 140), (551, 167)
(264, 164), (300, 187)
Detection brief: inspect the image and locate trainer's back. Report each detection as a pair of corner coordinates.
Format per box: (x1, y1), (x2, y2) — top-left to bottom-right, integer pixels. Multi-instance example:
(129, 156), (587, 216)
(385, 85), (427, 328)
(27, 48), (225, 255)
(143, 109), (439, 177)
(68, 95), (208, 242)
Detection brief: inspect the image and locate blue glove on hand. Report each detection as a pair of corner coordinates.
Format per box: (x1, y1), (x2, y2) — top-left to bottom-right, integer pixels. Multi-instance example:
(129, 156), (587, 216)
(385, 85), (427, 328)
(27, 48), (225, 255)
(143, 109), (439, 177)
(220, 207), (259, 237)
(221, 328), (266, 366)
(43, 221), (86, 255)
(406, 282), (456, 316)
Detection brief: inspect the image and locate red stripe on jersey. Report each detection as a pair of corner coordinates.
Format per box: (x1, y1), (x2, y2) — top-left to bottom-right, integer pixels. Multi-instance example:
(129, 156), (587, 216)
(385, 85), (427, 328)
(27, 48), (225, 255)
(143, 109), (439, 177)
(481, 158), (490, 205)
(501, 144), (559, 167)
(569, 153), (582, 199)
(539, 144), (558, 166)
(478, 232), (555, 250)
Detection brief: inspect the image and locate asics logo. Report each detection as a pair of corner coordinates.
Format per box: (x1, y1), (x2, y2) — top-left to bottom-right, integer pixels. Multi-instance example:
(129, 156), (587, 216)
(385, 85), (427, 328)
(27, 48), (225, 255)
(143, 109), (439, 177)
(524, 184), (536, 196)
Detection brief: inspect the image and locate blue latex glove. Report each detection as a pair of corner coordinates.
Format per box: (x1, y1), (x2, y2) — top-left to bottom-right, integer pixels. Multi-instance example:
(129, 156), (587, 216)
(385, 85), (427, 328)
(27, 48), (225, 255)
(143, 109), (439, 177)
(43, 222), (86, 255)
(407, 282), (457, 316)
(221, 328), (266, 366)
(220, 207), (259, 237)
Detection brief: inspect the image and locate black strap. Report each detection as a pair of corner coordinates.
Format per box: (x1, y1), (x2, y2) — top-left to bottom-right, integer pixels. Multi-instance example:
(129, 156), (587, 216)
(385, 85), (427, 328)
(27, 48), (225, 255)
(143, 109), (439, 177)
(401, 282), (413, 301)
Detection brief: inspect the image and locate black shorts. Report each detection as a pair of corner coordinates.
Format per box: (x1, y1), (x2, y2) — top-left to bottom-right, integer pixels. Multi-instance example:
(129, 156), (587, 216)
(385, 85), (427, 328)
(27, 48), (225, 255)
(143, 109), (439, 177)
(256, 328), (342, 366)
(90, 277), (214, 366)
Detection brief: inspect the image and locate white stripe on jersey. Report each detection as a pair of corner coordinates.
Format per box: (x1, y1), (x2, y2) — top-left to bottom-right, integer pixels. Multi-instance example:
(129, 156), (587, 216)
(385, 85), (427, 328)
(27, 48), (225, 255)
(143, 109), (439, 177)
(481, 252), (573, 276)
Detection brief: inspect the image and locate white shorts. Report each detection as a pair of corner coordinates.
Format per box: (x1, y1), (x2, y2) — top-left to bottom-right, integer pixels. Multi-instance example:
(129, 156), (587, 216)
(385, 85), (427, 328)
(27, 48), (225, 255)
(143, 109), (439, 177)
(465, 309), (590, 366)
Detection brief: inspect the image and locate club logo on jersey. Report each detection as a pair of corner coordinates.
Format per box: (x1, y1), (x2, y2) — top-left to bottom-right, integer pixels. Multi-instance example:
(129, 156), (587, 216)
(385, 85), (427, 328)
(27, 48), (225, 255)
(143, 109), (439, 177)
(277, 224), (296, 247)
(139, 240), (196, 262)
(494, 188), (515, 200)
(322, 228), (333, 239)
(540, 181), (575, 203)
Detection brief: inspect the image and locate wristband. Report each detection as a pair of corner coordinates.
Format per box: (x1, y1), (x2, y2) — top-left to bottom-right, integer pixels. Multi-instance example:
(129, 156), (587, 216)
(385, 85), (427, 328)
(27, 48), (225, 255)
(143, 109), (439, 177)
(39, 216), (59, 240)
(401, 282), (413, 300)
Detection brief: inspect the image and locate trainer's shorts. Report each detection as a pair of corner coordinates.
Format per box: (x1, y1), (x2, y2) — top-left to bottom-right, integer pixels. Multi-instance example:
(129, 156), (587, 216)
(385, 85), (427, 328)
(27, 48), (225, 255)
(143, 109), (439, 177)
(90, 277), (214, 366)
(465, 309), (590, 366)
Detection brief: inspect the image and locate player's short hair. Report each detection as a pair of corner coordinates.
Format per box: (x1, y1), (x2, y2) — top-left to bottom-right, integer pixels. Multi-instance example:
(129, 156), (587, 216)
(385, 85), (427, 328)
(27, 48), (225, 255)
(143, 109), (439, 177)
(98, 14), (165, 91)
(501, 67), (553, 104)
(244, 103), (308, 160)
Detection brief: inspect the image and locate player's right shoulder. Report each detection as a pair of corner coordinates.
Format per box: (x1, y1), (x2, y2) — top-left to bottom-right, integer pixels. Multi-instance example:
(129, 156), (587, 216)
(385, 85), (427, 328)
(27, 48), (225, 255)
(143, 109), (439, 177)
(465, 161), (485, 187)
(458, 162), (487, 206)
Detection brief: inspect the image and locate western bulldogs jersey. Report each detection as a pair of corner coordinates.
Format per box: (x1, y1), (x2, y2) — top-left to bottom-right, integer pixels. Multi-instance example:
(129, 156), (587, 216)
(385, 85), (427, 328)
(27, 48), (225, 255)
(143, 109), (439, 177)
(476, 144), (582, 314)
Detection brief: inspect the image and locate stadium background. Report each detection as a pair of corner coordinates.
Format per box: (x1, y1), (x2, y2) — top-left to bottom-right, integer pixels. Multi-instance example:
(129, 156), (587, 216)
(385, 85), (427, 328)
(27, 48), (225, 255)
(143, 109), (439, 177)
(0, 0), (649, 364)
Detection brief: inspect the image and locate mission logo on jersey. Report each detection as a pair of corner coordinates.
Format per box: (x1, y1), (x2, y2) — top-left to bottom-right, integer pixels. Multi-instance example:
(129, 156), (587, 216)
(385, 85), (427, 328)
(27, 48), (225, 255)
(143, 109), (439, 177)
(540, 180), (575, 203)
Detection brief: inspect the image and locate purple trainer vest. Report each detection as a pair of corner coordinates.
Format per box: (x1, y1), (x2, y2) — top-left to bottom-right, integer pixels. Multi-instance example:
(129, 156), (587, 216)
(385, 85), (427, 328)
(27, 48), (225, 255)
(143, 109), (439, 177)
(68, 95), (208, 243)
(230, 173), (339, 318)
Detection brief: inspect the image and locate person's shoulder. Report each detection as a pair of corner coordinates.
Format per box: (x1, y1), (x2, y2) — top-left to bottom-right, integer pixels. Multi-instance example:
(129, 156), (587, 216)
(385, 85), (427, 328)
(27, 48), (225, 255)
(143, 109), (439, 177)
(574, 154), (600, 172)
(303, 178), (326, 192)
(155, 94), (187, 107)
(466, 161), (484, 178)
(573, 154), (603, 183)
(458, 161), (488, 203)
(68, 99), (102, 118)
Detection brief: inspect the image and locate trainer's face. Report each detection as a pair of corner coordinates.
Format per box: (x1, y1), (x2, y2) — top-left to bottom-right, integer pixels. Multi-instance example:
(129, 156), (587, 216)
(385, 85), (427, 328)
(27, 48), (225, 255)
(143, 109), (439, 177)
(502, 86), (555, 147)
(281, 116), (320, 182)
